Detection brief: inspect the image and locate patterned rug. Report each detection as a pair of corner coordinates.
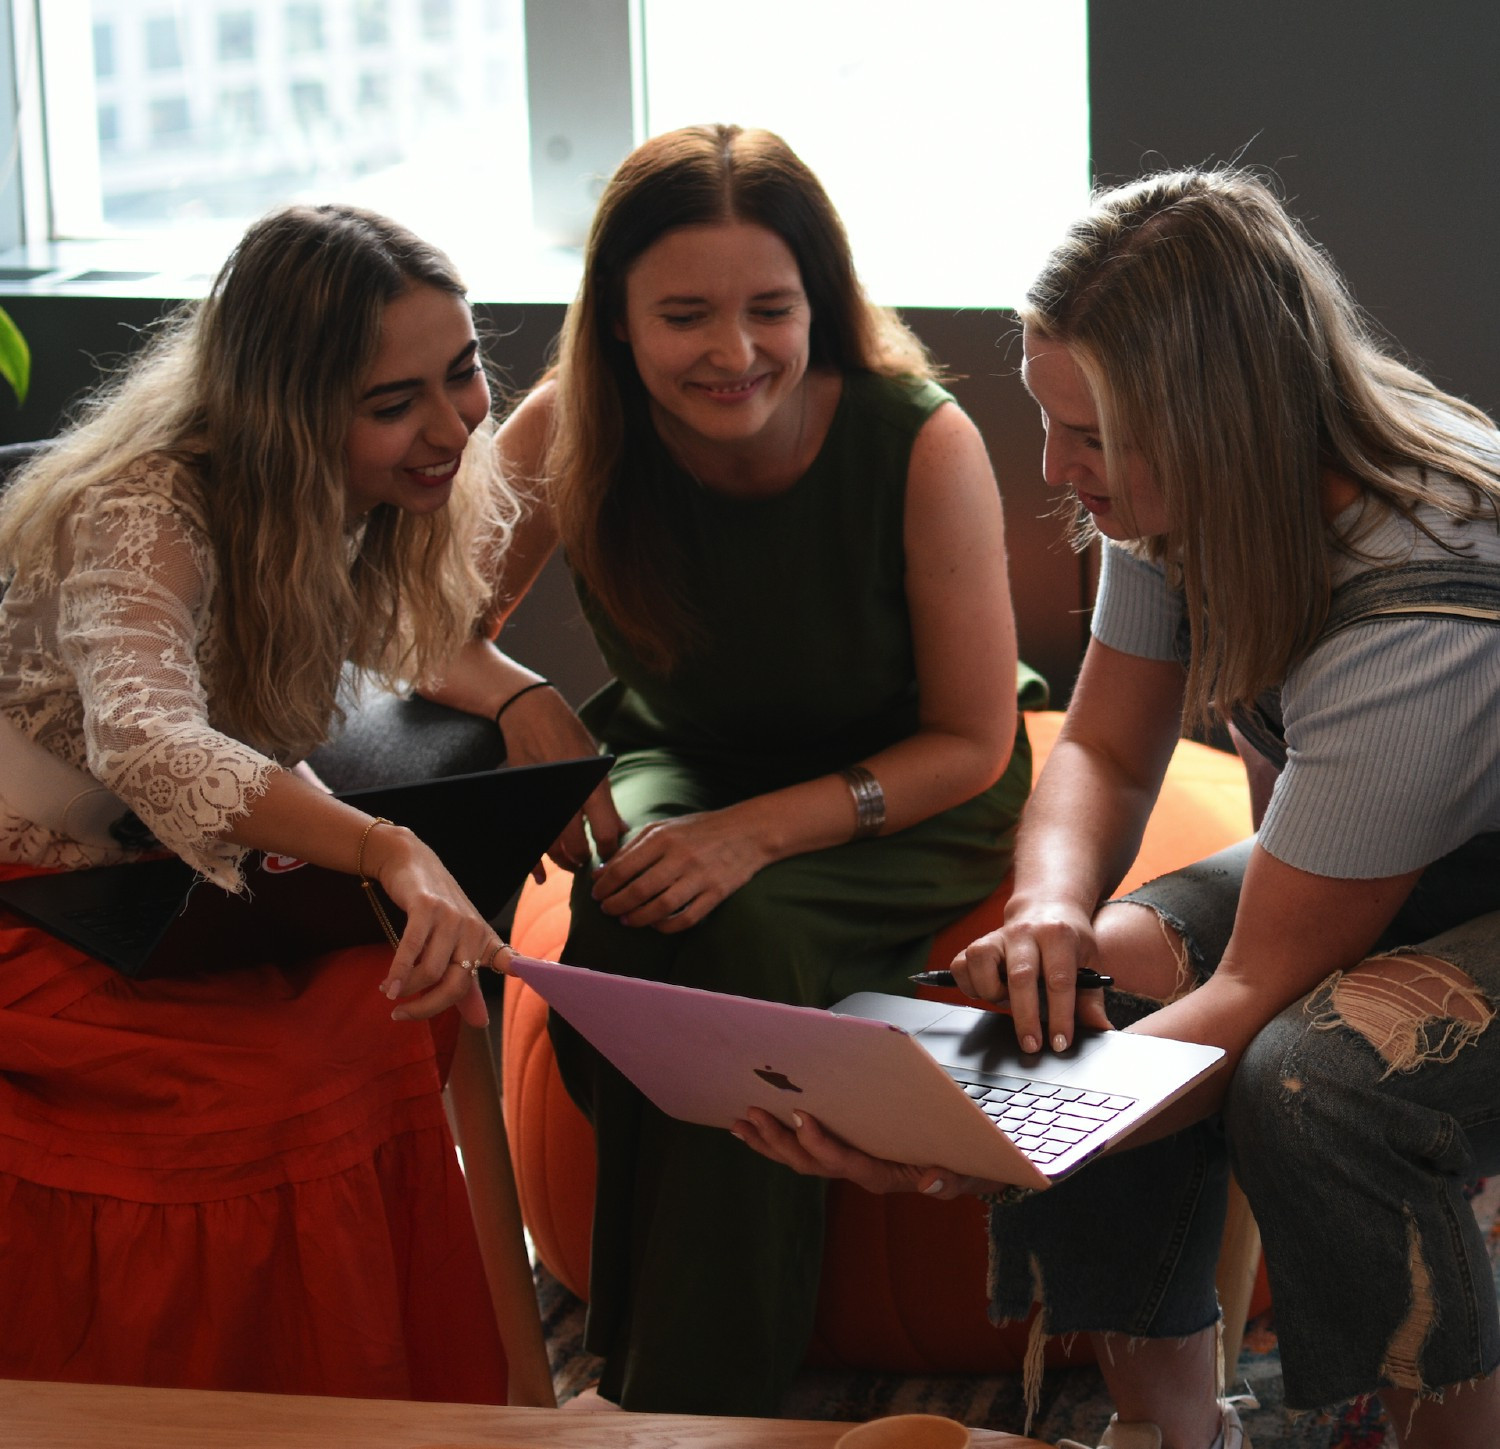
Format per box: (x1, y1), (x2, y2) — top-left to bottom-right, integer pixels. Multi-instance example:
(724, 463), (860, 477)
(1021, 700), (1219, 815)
(534, 1179), (1500, 1446)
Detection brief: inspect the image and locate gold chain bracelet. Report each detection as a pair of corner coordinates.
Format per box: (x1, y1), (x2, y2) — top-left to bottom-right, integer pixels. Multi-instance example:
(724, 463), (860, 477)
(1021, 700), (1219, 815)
(356, 816), (400, 949)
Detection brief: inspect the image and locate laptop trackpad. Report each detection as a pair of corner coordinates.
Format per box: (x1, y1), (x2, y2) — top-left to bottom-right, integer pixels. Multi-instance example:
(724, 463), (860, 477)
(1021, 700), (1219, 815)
(832, 990), (1116, 1085)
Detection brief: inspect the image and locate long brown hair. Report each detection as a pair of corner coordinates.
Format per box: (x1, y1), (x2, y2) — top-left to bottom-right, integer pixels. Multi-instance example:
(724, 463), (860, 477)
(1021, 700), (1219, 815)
(0, 204), (512, 759)
(1021, 167), (1500, 727)
(546, 122), (933, 674)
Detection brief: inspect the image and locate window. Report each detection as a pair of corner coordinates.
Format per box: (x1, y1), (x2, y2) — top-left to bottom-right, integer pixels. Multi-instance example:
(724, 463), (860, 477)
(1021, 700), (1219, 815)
(218, 11), (256, 64)
(289, 79), (328, 128)
(635, 0), (1089, 307)
(420, 68), (458, 113)
(356, 71), (392, 115)
(217, 87), (263, 140)
(148, 96), (192, 143)
(25, 1), (1087, 309)
(144, 16), (184, 72)
(420, 0), (455, 42)
(92, 22), (115, 79)
(285, 4), (325, 55)
(355, 0), (390, 46)
(38, 0), (527, 239)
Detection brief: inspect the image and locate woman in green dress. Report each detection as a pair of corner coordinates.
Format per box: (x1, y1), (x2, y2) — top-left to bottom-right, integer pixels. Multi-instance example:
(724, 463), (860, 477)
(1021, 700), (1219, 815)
(487, 123), (1037, 1414)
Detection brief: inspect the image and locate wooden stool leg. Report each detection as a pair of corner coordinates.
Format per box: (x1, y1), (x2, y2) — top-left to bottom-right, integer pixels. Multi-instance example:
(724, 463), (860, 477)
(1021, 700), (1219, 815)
(1215, 1175), (1262, 1381)
(447, 1021), (557, 1408)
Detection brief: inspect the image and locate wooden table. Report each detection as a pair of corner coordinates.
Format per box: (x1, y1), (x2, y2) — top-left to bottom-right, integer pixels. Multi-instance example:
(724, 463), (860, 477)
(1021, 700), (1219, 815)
(0, 1379), (1051, 1448)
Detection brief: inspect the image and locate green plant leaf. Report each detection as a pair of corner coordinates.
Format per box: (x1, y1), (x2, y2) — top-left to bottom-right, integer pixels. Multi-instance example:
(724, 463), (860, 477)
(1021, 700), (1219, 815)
(0, 305), (30, 406)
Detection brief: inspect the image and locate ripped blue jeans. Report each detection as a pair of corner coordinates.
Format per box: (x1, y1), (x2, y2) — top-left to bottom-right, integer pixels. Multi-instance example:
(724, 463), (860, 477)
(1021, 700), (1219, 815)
(986, 834), (1500, 1411)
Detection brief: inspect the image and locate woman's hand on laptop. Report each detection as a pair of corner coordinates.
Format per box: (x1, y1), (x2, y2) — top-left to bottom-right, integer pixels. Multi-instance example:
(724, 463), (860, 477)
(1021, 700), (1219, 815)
(731, 1107), (1003, 1201)
(949, 901), (1113, 1055)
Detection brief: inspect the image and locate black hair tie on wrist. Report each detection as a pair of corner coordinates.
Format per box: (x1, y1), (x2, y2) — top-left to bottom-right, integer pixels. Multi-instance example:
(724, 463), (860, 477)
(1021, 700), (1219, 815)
(493, 679), (552, 730)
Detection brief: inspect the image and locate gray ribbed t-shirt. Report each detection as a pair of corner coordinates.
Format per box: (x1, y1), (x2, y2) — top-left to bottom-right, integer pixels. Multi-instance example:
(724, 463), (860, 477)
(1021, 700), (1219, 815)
(1092, 468), (1500, 879)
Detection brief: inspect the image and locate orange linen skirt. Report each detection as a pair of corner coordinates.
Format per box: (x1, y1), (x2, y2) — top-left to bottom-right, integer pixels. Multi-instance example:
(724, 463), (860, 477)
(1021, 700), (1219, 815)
(0, 862), (507, 1403)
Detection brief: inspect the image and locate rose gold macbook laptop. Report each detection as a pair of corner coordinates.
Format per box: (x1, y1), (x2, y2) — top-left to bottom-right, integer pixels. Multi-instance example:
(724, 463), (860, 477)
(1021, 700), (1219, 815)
(511, 955), (1224, 1188)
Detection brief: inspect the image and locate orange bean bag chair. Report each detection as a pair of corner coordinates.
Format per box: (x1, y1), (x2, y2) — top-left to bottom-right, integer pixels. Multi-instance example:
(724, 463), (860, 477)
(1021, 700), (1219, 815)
(501, 711), (1269, 1372)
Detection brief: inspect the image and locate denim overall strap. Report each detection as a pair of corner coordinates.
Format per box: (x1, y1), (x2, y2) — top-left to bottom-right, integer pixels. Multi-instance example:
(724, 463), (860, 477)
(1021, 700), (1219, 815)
(1323, 556), (1500, 634)
(1229, 558), (1500, 770)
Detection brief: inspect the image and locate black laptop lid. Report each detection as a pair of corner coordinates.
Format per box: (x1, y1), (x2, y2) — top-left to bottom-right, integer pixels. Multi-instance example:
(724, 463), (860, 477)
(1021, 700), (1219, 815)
(0, 755), (610, 977)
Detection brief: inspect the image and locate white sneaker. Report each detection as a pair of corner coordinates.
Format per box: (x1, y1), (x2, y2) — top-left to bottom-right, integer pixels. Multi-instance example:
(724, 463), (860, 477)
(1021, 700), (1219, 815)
(1057, 1393), (1253, 1449)
(1056, 1416), (1161, 1449)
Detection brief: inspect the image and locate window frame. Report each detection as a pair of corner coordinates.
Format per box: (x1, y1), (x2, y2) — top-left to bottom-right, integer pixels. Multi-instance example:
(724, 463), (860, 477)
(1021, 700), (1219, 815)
(1, 0), (1087, 313)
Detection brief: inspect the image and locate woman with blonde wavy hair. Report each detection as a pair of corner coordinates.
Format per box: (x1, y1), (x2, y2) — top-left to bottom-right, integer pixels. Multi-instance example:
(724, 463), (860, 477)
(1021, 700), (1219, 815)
(742, 168), (1500, 1449)
(0, 202), (531, 1401)
(490, 122), (1039, 1413)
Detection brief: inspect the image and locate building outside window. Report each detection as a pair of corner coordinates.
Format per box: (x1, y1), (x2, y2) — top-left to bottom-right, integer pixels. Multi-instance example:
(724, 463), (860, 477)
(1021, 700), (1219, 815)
(218, 11), (257, 64)
(289, 78), (328, 128)
(419, 0), (454, 41)
(285, 3), (326, 55)
(55, 0), (525, 253)
(355, 0), (390, 45)
(147, 96), (192, 144)
(419, 67), (458, 113)
(356, 71), (392, 114)
(217, 86), (264, 140)
(144, 15), (184, 71)
(92, 21), (115, 78)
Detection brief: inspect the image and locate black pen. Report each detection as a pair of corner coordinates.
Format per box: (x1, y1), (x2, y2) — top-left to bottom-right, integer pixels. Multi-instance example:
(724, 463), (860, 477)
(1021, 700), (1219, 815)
(909, 966), (1114, 991)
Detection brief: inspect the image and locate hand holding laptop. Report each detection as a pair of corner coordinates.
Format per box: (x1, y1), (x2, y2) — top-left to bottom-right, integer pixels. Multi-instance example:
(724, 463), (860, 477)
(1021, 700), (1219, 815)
(733, 965), (1130, 1199)
(511, 957), (1222, 1189)
(731, 1103), (1002, 1202)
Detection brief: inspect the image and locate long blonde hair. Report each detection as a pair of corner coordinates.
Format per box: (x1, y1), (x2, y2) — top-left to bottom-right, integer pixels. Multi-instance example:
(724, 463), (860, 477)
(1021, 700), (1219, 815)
(546, 122), (934, 675)
(0, 204), (513, 760)
(1021, 166), (1500, 728)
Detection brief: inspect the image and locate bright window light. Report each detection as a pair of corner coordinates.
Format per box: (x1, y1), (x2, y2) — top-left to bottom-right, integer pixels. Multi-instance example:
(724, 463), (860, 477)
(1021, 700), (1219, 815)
(42, 0), (531, 282)
(31, 1), (1088, 308)
(641, 0), (1089, 308)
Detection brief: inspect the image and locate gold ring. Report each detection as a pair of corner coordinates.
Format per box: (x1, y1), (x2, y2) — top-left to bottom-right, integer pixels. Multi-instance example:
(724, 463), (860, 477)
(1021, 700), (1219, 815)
(457, 959), (479, 975)
(482, 939), (506, 970)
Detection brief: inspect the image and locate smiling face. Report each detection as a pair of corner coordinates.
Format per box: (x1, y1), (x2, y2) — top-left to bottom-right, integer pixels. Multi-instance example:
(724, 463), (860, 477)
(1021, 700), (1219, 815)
(1021, 327), (1168, 540)
(343, 283), (491, 517)
(617, 220), (812, 462)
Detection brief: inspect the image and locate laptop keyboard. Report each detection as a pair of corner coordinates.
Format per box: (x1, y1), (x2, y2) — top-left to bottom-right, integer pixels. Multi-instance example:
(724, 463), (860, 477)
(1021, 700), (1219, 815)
(954, 1074), (1136, 1166)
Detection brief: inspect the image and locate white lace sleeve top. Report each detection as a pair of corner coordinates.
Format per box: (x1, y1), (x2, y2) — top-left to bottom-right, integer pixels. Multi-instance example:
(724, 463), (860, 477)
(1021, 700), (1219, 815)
(0, 456), (279, 889)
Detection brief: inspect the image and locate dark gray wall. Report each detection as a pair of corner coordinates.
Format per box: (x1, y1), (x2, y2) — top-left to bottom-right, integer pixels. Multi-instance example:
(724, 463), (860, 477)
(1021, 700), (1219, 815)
(1090, 0), (1500, 418)
(3, 1), (1495, 707)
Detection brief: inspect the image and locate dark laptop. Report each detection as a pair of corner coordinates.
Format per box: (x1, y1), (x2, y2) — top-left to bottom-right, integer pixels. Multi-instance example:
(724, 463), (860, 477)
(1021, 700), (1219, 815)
(0, 757), (610, 977)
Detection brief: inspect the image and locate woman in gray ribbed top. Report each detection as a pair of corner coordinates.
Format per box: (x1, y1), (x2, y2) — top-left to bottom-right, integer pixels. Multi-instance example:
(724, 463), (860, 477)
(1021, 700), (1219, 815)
(742, 169), (1500, 1449)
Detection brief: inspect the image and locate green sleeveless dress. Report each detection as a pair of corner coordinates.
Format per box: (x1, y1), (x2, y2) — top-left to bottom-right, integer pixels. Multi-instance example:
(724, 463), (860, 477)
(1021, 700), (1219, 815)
(551, 371), (1043, 1413)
